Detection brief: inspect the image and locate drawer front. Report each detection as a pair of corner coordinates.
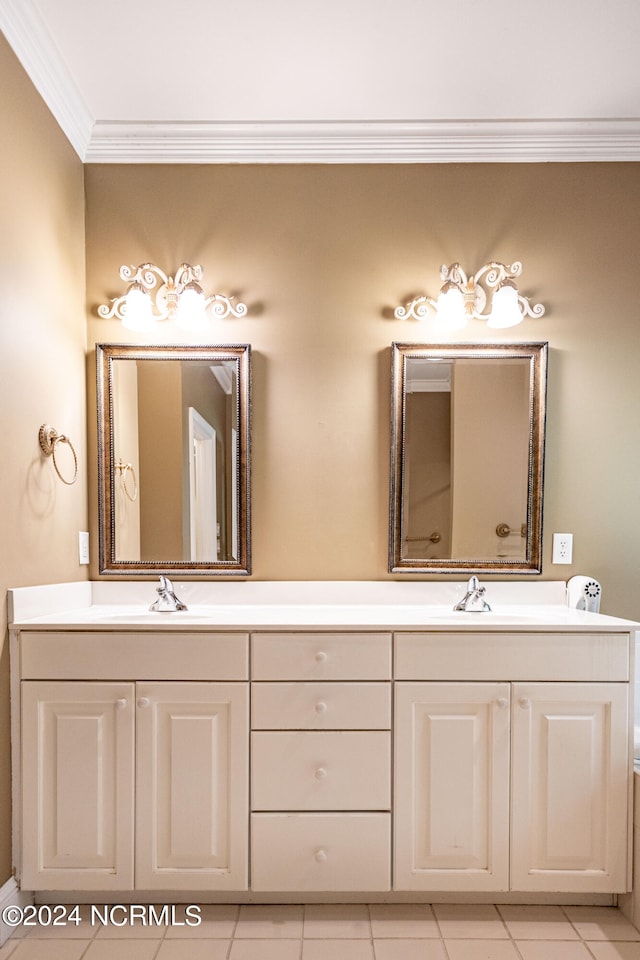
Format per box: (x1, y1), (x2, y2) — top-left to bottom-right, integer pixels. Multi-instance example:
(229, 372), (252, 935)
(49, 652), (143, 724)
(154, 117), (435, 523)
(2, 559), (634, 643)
(251, 813), (390, 891)
(251, 731), (391, 811)
(19, 632), (249, 681)
(395, 632), (630, 682)
(251, 682), (391, 730)
(251, 633), (391, 680)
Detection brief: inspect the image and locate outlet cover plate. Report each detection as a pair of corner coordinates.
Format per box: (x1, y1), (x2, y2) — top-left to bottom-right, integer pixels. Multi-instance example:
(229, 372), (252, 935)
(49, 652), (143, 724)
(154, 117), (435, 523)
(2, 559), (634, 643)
(552, 532), (573, 564)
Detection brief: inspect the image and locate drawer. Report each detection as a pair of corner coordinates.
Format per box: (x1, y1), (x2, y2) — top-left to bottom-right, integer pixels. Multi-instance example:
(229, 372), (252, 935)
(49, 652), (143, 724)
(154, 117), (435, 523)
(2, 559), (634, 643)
(251, 682), (391, 729)
(251, 731), (391, 810)
(19, 632), (249, 681)
(251, 633), (391, 680)
(251, 813), (390, 891)
(394, 632), (631, 682)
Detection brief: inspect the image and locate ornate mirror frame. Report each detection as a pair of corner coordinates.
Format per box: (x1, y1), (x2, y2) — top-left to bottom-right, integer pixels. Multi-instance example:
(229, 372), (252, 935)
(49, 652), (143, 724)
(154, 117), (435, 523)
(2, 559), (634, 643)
(389, 341), (548, 574)
(97, 343), (251, 576)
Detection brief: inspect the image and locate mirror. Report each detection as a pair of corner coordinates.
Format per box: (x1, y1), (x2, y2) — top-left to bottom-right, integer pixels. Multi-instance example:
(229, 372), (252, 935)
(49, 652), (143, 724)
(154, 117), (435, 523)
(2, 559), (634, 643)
(389, 342), (547, 574)
(97, 343), (251, 575)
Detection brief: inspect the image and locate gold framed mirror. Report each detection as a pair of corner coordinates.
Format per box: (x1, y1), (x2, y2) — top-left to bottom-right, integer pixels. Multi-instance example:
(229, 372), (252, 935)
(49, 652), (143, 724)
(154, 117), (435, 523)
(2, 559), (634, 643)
(389, 342), (547, 574)
(97, 343), (251, 575)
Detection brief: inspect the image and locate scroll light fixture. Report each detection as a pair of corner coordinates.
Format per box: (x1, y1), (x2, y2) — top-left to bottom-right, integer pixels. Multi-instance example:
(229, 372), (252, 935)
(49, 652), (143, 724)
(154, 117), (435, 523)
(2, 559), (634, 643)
(394, 261), (545, 330)
(98, 262), (247, 332)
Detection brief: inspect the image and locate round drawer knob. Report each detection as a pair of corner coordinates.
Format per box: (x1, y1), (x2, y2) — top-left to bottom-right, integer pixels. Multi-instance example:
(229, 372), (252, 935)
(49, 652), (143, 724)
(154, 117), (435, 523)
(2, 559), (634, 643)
(496, 697), (509, 710)
(519, 697), (531, 710)
(314, 849), (328, 862)
(115, 698), (127, 710)
(315, 651), (328, 663)
(315, 701), (328, 714)
(137, 697), (151, 709)
(314, 767), (328, 780)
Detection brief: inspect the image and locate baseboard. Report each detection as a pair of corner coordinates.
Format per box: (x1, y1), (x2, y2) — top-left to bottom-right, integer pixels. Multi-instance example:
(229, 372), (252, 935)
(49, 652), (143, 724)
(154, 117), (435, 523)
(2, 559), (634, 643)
(0, 877), (33, 946)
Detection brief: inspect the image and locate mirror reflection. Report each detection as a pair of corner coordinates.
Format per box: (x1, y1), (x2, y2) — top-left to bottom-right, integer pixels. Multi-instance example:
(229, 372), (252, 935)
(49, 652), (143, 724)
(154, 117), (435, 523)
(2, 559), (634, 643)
(389, 342), (547, 574)
(97, 344), (251, 575)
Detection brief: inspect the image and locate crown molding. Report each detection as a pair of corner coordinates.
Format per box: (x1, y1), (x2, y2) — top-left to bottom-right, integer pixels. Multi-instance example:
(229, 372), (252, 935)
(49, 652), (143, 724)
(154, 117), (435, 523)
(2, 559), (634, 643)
(2, 0), (640, 164)
(0, 0), (93, 158)
(84, 118), (640, 164)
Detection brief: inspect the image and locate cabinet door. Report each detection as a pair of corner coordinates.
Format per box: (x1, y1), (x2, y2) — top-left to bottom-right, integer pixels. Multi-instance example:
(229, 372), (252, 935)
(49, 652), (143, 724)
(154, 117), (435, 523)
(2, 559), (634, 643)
(511, 682), (629, 892)
(135, 681), (249, 890)
(394, 682), (510, 891)
(21, 681), (134, 890)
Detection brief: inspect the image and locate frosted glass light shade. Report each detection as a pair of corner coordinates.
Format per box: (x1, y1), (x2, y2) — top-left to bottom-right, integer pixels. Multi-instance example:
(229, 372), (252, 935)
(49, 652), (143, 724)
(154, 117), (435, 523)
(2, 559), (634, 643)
(122, 285), (155, 332)
(175, 285), (207, 330)
(435, 284), (467, 330)
(488, 282), (523, 328)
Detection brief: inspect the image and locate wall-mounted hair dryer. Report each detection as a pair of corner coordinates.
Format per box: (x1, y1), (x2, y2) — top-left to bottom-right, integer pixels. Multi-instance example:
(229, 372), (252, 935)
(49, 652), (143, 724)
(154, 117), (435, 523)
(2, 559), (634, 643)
(567, 575), (602, 614)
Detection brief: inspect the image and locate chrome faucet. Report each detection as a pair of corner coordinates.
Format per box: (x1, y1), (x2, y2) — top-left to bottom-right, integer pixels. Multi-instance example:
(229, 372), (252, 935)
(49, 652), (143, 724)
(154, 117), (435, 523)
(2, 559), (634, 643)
(453, 575), (492, 613)
(149, 575), (188, 612)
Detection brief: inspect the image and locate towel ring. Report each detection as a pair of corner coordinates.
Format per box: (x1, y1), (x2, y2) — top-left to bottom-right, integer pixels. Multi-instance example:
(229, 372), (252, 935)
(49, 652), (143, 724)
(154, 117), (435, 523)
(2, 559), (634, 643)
(115, 460), (138, 502)
(38, 424), (78, 486)
(496, 522), (527, 539)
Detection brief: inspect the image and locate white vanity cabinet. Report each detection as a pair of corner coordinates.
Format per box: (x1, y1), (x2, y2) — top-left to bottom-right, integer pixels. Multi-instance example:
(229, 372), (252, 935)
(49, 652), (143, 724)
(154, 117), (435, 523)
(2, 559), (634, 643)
(250, 632), (392, 892)
(9, 582), (636, 903)
(17, 631), (249, 892)
(394, 632), (631, 894)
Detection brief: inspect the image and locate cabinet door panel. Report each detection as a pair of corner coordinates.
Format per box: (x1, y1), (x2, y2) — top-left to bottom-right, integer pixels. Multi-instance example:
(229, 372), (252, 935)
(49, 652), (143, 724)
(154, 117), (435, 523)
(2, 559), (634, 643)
(511, 682), (628, 892)
(21, 681), (134, 890)
(135, 681), (248, 890)
(394, 682), (510, 891)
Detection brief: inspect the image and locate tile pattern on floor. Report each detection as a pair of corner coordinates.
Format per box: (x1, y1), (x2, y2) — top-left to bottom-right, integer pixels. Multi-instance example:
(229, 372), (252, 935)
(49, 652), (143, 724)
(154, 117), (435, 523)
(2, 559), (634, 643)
(1, 903), (639, 960)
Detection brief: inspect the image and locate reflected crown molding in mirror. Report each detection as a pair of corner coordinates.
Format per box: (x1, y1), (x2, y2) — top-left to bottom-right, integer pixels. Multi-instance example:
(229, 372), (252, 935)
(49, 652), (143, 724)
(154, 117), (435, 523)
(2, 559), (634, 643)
(394, 261), (546, 330)
(97, 343), (251, 576)
(389, 342), (548, 575)
(98, 263), (247, 332)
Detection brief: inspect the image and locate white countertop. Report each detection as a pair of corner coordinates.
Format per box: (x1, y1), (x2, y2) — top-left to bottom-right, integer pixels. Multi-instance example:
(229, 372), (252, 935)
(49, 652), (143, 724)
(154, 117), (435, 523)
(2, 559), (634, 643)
(7, 581), (639, 632)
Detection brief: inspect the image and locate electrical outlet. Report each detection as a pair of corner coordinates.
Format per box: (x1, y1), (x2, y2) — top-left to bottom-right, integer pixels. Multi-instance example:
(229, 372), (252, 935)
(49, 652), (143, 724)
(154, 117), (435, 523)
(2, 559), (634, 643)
(79, 531), (90, 565)
(552, 532), (573, 564)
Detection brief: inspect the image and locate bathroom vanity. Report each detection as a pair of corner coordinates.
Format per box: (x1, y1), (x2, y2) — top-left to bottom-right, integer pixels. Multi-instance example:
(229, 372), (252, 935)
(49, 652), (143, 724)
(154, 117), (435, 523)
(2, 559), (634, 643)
(8, 580), (638, 903)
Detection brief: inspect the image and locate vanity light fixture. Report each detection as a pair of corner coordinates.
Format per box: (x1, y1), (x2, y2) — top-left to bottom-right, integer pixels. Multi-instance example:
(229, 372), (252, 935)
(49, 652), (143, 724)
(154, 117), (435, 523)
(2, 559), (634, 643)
(394, 261), (545, 330)
(98, 262), (247, 332)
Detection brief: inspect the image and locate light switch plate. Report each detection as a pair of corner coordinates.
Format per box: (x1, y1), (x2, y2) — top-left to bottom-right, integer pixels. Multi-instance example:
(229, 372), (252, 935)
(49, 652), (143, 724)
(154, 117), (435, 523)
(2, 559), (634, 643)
(79, 531), (90, 565)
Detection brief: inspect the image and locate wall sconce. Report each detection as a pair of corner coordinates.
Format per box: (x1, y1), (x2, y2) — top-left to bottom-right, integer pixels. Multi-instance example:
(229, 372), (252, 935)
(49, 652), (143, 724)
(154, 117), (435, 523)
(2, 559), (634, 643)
(394, 261), (545, 330)
(98, 262), (247, 332)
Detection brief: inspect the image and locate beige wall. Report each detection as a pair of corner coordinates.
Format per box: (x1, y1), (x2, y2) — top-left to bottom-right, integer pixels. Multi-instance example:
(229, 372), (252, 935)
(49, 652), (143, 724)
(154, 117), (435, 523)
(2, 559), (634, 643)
(0, 37), (87, 883)
(86, 162), (640, 619)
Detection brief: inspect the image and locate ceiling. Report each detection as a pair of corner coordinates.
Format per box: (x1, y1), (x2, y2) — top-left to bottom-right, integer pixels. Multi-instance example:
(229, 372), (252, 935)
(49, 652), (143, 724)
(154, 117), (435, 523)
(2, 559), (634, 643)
(2, 0), (640, 163)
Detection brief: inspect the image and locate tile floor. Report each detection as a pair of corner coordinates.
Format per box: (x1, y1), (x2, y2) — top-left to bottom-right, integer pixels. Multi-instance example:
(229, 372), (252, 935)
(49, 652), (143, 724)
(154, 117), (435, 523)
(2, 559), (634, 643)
(1, 903), (640, 960)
